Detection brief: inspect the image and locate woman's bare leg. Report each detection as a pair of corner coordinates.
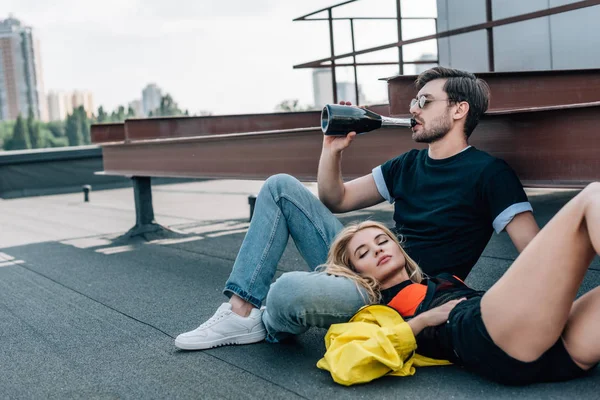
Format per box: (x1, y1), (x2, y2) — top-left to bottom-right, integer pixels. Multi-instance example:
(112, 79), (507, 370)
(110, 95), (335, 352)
(481, 183), (600, 362)
(562, 286), (600, 368)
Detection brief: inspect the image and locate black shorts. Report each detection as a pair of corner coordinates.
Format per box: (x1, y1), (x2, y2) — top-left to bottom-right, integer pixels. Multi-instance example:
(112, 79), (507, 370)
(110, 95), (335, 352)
(445, 297), (594, 386)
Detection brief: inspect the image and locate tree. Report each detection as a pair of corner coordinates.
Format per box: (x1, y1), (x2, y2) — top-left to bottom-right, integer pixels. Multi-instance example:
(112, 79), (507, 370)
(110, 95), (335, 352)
(275, 99), (305, 112)
(65, 112), (82, 146)
(110, 105), (126, 122)
(7, 115), (30, 150)
(0, 120), (16, 150)
(96, 106), (108, 123)
(154, 94), (184, 117)
(27, 107), (42, 148)
(46, 121), (65, 138)
(74, 106), (91, 144)
(126, 106), (136, 119)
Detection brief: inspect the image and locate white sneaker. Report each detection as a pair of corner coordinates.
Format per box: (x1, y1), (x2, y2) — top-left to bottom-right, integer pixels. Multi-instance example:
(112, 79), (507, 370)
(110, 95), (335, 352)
(175, 303), (266, 350)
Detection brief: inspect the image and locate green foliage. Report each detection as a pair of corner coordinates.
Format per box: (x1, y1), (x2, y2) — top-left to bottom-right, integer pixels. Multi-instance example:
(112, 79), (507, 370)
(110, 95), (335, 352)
(1, 92), (187, 151)
(0, 120), (16, 150)
(27, 107), (42, 148)
(44, 132), (69, 147)
(65, 112), (82, 146)
(126, 106), (136, 119)
(7, 115), (30, 150)
(96, 106), (108, 123)
(152, 94), (186, 117)
(274, 99), (308, 112)
(75, 106), (91, 144)
(110, 105), (126, 122)
(46, 121), (65, 138)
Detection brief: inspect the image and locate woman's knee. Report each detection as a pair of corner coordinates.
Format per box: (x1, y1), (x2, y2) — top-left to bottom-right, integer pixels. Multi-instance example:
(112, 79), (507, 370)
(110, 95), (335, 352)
(265, 272), (309, 314)
(264, 174), (302, 195)
(580, 182), (600, 211)
(266, 271), (366, 316)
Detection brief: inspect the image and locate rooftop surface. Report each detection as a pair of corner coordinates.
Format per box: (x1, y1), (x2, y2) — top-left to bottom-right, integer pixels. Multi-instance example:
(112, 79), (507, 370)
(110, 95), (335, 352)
(1, 179), (598, 399)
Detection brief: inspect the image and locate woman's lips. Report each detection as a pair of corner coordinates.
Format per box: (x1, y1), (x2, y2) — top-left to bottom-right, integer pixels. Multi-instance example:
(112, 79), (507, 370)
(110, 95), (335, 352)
(377, 255), (391, 266)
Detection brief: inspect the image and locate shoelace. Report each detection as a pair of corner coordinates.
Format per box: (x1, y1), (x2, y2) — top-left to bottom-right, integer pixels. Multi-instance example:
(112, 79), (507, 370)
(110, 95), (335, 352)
(194, 310), (229, 331)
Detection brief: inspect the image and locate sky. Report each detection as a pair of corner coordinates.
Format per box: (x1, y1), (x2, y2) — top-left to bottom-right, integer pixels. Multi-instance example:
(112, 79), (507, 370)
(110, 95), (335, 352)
(4, 0), (437, 116)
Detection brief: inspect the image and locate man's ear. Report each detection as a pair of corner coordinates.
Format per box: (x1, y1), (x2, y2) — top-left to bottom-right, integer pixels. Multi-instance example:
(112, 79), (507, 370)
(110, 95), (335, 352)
(453, 101), (469, 121)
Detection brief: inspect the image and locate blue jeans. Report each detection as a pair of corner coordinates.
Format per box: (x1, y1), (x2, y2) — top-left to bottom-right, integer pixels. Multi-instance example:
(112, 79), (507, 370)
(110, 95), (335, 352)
(224, 174), (368, 341)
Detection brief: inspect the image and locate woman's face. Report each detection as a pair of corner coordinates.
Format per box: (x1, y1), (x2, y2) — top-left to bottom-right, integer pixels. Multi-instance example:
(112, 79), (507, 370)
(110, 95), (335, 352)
(346, 227), (408, 288)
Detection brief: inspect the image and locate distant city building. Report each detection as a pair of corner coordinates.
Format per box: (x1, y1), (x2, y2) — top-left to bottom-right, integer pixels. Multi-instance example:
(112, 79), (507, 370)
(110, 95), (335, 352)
(142, 83), (162, 116)
(47, 90), (94, 120)
(0, 15), (48, 121)
(401, 53), (439, 76)
(71, 90), (94, 117)
(47, 91), (69, 121)
(312, 68), (364, 107)
(128, 99), (143, 117)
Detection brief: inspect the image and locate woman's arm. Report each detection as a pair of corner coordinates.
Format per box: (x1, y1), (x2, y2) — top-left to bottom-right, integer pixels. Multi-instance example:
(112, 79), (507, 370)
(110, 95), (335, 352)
(407, 298), (466, 336)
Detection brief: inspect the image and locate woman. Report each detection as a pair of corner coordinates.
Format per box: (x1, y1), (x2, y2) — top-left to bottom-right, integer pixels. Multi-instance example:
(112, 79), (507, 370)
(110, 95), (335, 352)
(320, 183), (600, 385)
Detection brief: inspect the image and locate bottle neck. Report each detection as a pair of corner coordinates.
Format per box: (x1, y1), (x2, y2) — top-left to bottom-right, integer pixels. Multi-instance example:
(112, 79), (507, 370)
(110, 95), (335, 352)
(381, 116), (412, 128)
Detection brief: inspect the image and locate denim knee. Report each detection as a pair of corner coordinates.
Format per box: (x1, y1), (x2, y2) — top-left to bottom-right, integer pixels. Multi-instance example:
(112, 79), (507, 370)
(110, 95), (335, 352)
(264, 173), (303, 198)
(264, 272), (307, 322)
(263, 271), (366, 337)
(262, 271), (317, 337)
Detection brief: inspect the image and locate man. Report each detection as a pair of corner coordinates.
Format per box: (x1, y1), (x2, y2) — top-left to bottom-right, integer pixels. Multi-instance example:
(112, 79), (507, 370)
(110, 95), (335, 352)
(175, 67), (540, 350)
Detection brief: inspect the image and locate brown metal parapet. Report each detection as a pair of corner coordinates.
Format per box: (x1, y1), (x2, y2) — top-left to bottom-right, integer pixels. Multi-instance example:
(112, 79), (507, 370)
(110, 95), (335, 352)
(98, 103), (600, 188)
(473, 102), (600, 187)
(90, 105), (390, 144)
(386, 69), (600, 116)
(90, 123), (125, 144)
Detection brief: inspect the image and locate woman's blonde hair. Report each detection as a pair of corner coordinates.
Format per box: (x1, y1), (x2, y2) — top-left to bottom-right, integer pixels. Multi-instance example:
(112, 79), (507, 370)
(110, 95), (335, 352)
(318, 221), (424, 304)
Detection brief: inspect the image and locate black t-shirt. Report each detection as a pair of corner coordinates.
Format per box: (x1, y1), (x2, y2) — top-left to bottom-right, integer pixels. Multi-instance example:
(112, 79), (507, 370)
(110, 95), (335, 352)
(374, 147), (531, 279)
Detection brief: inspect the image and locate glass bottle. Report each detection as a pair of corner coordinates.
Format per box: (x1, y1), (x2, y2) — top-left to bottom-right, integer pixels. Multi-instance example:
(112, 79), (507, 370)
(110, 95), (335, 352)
(321, 104), (414, 136)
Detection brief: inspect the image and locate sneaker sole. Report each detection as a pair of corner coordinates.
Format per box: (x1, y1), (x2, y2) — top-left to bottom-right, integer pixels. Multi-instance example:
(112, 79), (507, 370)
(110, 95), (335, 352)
(174, 330), (267, 350)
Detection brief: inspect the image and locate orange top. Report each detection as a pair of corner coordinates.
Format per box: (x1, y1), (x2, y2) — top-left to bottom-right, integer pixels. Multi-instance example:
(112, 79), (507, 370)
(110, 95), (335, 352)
(387, 283), (427, 317)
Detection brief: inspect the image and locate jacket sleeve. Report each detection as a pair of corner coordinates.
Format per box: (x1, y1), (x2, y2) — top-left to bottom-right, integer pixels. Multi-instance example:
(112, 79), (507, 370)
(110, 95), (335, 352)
(316, 320), (419, 386)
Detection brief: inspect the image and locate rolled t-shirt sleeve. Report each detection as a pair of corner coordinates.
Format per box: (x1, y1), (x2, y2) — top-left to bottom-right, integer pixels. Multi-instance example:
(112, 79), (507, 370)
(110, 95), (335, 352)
(372, 165), (393, 203)
(482, 161), (533, 233)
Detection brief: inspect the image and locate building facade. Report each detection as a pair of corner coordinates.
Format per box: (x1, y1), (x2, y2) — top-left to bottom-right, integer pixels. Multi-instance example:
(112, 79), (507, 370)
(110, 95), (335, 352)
(47, 90), (69, 121)
(0, 16), (48, 121)
(128, 99), (143, 118)
(142, 83), (162, 116)
(312, 69), (364, 107)
(436, 0), (600, 72)
(47, 90), (94, 121)
(71, 90), (94, 117)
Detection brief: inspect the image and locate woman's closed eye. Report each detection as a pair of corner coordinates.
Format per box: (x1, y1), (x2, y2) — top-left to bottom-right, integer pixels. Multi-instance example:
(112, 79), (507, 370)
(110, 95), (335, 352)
(358, 239), (388, 258)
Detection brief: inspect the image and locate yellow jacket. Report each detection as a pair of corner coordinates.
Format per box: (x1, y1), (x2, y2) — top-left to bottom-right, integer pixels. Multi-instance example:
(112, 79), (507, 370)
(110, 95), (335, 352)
(317, 304), (451, 386)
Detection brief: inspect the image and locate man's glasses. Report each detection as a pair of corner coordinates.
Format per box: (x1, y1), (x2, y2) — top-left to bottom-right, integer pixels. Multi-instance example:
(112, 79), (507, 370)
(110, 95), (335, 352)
(410, 95), (449, 109)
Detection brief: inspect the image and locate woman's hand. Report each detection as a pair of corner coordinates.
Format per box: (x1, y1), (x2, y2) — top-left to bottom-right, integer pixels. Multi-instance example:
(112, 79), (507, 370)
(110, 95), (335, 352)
(407, 298), (466, 336)
(422, 298), (466, 327)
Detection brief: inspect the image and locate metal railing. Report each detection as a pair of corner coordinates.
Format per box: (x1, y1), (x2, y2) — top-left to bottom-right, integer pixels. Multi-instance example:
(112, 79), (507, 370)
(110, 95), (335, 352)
(294, 0), (600, 104)
(294, 0), (438, 105)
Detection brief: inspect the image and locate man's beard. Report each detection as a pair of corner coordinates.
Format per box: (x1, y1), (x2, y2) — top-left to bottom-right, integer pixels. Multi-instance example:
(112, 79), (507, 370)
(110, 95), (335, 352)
(412, 112), (452, 144)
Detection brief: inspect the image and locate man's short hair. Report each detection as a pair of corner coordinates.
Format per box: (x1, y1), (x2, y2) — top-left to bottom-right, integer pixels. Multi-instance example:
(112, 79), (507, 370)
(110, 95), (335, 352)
(415, 66), (490, 138)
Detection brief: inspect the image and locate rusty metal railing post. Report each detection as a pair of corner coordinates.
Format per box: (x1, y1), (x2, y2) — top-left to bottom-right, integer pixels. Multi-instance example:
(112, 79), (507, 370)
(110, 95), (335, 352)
(486, 0), (495, 71)
(350, 18), (359, 105)
(328, 8), (338, 104)
(396, 0), (404, 75)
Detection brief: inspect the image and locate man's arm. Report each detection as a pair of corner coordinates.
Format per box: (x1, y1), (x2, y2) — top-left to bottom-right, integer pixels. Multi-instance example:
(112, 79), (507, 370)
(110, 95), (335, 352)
(505, 211), (540, 252)
(317, 133), (384, 213)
